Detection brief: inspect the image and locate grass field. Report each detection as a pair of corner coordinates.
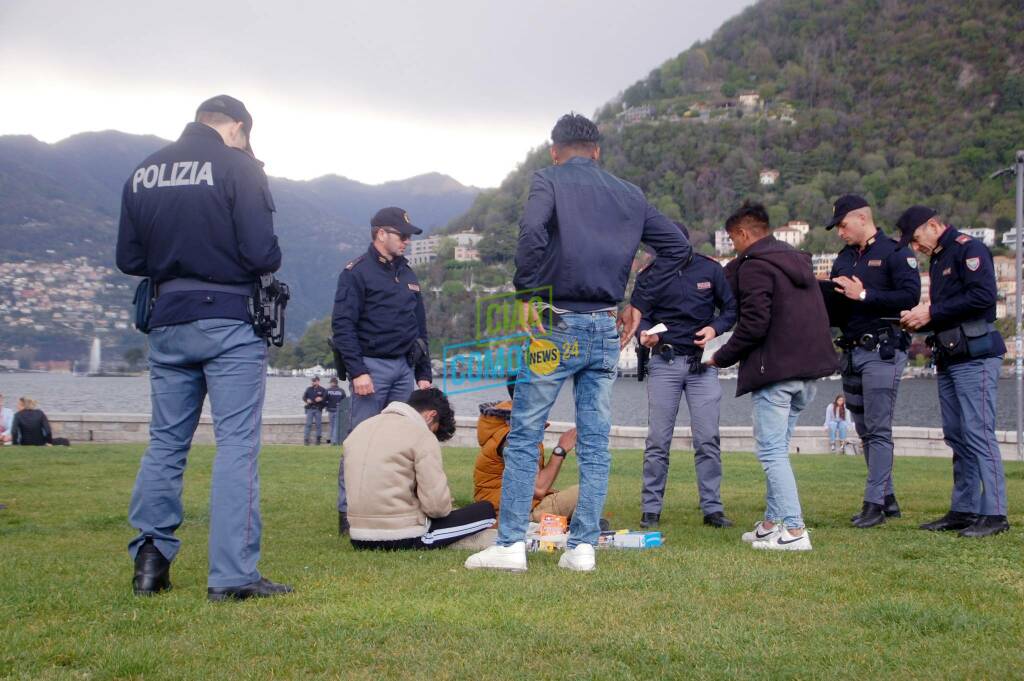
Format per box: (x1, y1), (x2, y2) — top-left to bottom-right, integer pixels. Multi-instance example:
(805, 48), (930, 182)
(1, 444), (1022, 680)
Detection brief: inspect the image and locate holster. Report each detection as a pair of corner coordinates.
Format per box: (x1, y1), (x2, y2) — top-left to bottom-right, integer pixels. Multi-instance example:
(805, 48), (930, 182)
(637, 345), (650, 382)
(328, 337), (347, 381)
(132, 278), (156, 334)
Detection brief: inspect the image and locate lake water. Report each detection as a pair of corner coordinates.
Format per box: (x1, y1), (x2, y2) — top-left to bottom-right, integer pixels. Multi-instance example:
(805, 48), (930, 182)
(2, 371), (1020, 429)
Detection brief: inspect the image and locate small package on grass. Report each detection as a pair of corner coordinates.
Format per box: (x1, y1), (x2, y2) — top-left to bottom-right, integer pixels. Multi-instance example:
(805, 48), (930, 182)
(612, 531), (663, 549)
(526, 513), (569, 552)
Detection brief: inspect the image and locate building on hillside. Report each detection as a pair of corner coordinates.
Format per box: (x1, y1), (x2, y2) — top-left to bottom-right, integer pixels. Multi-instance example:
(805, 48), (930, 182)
(407, 235), (440, 266)
(738, 92), (761, 110)
(993, 255), (1017, 282)
(714, 229), (734, 256)
(812, 253), (837, 280)
(451, 229), (484, 248)
(759, 169), (780, 186)
(454, 246), (480, 262)
(1002, 229), (1020, 251)
(618, 104), (655, 125)
(961, 227), (996, 247)
(772, 226), (805, 248)
(784, 221), (809, 236)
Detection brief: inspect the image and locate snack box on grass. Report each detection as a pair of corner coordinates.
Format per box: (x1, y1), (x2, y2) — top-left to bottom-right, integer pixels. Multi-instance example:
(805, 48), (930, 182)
(612, 531), (663, 549)
(538, 513), (568, 535)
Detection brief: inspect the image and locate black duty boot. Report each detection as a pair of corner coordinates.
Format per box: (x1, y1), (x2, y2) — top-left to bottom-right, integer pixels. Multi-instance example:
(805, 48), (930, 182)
(883, 494), (902, 518)
(920, 511), (977, 532)
(338, 511), (350, 536)
(639, 512), (660, 529)
(852, 502), (886, 528)
(133, 538), (171, 596)
(703, 511), (734, 528)
(958, 515), (1010, 538)
(208, 577), (293, 602)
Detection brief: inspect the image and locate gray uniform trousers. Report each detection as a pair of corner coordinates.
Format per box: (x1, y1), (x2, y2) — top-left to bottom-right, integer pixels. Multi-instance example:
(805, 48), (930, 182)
(337, 356), (416, 513)
(841, 347), (907, 505)
(641, 354), (724, 515)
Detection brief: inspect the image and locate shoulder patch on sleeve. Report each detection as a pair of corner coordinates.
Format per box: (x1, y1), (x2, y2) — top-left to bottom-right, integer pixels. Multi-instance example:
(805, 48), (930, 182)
(955, 234), (972, 244)
(965, 256), (981, 272)
(907, 256), (918, 269)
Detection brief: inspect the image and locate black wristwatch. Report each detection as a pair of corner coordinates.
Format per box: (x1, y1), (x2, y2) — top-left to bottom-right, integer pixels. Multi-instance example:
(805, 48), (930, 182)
(552, 446), (567, 458)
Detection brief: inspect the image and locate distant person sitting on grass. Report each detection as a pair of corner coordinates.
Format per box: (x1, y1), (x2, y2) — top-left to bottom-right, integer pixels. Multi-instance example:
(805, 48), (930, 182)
(11, 397), (62, 446)
(0, 393), (14, 445)
(474, 382), (579, 521)
(344, 387), (495, 550)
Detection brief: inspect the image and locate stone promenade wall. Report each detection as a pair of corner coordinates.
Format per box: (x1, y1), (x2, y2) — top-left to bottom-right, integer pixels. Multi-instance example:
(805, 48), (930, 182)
(47, 413), (1023, 461)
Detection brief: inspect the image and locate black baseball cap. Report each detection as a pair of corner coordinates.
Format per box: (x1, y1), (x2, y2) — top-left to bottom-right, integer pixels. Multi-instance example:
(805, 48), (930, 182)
(825, 194), (870, 230)
(371, 207), (423, 235)
(196, 95), (254, 156)
(895, 205), (937, 247)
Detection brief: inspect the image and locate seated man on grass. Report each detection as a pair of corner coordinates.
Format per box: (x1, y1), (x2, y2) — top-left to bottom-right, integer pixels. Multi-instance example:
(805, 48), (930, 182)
(474, 383), (579, 522)
(344, 387), (495, 550)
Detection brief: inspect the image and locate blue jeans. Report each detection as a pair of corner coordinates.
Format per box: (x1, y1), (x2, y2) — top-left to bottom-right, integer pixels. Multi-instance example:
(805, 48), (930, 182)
(329, 398), (349, 446)
(304, 408), (323, 444)
(751, 379), (816, 529)
(938, 357), (1008, 516)
(128, 319), (268, 588)
(827, 420), (848, 444)
(497, 312), (619, 549)
(339, 356), (415, 513)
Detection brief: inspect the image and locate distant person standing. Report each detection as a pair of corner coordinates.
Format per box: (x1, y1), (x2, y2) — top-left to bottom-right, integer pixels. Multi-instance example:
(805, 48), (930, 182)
(636, 223), (737, 530)
(302, 376), (328, 445)
(821, 195), (920, 528)
(707, 202), (839, 552)
(325, 377), (349, 446)
(331, 207), (433, 535)
(898, 206), (1009, 538)
(465, 113), (690, 573)
(117, 95), (291, 600)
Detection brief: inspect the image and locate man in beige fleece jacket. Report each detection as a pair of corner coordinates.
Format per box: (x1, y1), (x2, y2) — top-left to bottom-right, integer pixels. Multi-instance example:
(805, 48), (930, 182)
(344, 388), (495, 550)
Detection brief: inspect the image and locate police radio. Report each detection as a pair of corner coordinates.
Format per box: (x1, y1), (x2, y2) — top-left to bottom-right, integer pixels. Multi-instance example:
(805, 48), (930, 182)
(249, 274), (290, 346)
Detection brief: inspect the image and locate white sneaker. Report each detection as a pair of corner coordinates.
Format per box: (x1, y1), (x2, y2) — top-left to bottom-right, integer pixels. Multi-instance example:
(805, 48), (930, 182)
(752, 527), (812, 551)
(464, 542), (527, 572)
(741, 520), (781, 544)
(558, 543), (596, 572)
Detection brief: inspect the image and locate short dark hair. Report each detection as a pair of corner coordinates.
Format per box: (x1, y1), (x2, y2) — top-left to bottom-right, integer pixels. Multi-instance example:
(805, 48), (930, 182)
(407, 387), (456, 442)
(551, 113), (600, 148)
(725, 200), (770, 234)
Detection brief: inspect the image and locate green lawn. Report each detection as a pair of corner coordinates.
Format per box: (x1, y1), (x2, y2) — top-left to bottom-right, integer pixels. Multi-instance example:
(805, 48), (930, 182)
(1, 445), (1022, 680)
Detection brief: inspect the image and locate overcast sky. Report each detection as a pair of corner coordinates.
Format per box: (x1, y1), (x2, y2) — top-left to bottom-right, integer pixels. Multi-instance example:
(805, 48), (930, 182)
(0, 1), (753, 187)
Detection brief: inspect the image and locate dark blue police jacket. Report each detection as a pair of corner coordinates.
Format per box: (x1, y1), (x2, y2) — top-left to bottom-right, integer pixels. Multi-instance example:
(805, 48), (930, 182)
(331, 245), (431, 382)
(636, 254), (737, 355)
(924, 227), (1005, 364)
(825, 232), (921, 337)
(116, 122), (281, 327)
(513, 157), (690, 313)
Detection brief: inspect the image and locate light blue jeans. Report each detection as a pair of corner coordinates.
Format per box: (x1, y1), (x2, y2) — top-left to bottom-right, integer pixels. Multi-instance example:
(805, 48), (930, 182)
(827, 420), (848, 445)
(497, 312), (619, 548)
(128, 319), (268, 588)
(751, 379), (816, 529)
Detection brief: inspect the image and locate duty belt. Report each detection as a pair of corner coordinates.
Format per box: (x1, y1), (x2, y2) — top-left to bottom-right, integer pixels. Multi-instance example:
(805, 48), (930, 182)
(157, 277), (253, 298)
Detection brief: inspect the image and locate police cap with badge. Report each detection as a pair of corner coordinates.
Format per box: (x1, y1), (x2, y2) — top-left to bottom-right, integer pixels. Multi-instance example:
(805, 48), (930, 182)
(371, 207), (424, 237)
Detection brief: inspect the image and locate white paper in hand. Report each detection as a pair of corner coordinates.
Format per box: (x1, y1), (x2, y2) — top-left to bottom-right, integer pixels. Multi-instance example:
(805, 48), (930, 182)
(701, 331), (732, 364)
(645, 323), (668, 336)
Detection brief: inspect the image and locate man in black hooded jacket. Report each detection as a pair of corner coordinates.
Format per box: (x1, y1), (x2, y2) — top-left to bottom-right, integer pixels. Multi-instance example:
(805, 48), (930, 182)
(709, 202), (838, 552)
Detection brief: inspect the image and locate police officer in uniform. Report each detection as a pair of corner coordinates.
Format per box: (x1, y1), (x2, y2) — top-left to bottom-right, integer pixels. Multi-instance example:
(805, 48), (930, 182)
(325, 377), (349, 446)
(821, 195), (921, 528)
(331, 207), (432, 534)
(117, 95), (292, 600)
(636, 224), (737, 529)
(898, 206), (1010, 538)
